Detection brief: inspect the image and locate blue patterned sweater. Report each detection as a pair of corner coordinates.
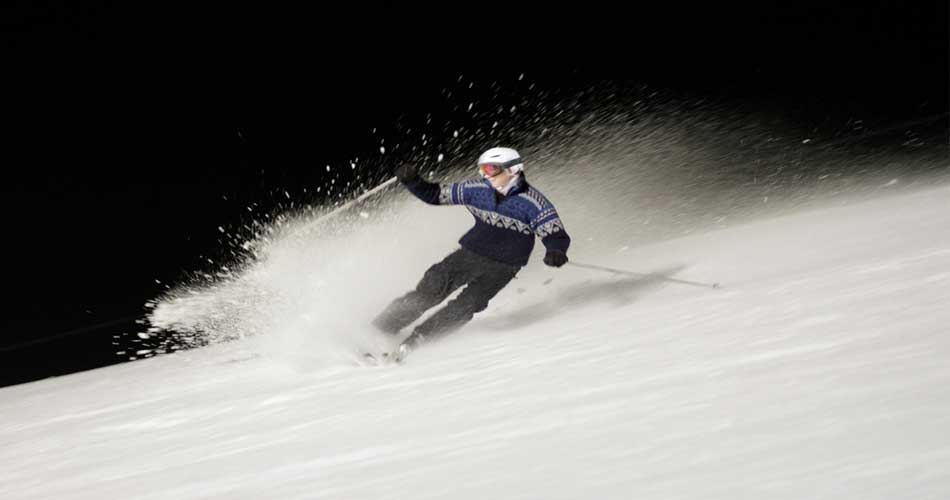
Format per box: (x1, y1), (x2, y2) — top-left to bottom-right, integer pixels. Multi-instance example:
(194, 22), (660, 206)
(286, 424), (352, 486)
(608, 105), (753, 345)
(403, 174), (570, 267)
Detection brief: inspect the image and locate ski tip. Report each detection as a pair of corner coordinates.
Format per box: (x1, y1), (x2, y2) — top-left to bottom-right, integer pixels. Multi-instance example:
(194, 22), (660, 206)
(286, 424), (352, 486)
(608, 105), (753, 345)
(356, 353), (377, 367)
(356, 351), (405, 367)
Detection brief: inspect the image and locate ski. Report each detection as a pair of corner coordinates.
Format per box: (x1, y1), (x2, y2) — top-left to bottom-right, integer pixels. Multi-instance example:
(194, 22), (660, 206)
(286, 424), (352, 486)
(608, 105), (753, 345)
(358, 344), (410, 366)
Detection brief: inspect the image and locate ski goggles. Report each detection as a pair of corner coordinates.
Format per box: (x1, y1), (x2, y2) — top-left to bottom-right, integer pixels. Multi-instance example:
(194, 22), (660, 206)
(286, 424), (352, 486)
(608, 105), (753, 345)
(477, 157), (523, 178)
(478, 163), (506, 177)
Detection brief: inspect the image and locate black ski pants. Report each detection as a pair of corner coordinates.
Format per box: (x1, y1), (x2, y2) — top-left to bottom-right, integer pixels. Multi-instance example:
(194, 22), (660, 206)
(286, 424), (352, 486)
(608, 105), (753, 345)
(372, 247), (519, 344)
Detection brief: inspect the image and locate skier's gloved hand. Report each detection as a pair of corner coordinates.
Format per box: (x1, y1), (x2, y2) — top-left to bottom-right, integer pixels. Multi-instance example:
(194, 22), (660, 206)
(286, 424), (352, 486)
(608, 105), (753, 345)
(394, 164), (419, 182)
(543, 250), (568, 268)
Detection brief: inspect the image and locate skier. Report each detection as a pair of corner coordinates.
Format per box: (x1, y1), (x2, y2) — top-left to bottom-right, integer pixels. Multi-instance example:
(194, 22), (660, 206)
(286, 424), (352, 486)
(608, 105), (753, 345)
(372, 147), (570, 360)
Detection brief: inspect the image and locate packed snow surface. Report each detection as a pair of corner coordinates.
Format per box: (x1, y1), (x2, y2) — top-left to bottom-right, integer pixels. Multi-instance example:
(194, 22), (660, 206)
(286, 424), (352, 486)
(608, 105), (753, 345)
(2, 184), (949, 499)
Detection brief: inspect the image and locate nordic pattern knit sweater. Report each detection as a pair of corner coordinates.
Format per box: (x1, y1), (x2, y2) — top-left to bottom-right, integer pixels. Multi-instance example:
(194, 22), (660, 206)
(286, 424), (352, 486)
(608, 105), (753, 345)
(403, 174), (571, 267)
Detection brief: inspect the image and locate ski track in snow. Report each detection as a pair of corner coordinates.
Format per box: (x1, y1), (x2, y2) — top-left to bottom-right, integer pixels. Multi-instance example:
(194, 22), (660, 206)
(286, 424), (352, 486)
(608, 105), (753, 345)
(1, 185), (949, 499)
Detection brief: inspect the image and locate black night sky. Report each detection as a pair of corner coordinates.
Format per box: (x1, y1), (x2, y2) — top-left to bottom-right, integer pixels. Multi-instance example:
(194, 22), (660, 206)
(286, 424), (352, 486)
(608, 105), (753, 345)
(2, 2), (946, 386)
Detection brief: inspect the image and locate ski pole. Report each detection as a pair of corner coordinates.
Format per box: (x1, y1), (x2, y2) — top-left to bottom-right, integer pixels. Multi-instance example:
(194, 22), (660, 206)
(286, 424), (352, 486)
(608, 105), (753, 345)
(567, 261), (721, 289)
(313, 176), (399, 224)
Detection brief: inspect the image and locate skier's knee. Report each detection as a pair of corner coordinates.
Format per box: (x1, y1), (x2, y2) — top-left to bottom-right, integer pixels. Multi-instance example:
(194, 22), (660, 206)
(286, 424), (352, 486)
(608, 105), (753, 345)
(416, 271), (449, 299)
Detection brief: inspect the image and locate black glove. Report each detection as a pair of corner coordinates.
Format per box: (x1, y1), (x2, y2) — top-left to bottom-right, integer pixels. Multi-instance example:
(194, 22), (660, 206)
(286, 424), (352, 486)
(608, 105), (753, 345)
(394, 164), (418, 182)
(543, 250), (568, 268)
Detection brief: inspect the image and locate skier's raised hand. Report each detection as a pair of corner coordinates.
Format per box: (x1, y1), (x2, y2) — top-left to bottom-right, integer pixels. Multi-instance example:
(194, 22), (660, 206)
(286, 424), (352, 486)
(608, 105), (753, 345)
(394, 164), (419, 182)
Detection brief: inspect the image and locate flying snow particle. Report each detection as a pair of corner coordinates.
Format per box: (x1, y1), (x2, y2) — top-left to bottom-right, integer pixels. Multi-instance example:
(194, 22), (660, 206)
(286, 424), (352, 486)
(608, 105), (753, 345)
(438, 154), (444, 162)
(468, 103), (474, 112)
(137, 333), (150, 339)
(380, 146), (386, 154)
(453, 130), (459, 138)
(326, 165), (331, 172)
(359, 211), (369, 219)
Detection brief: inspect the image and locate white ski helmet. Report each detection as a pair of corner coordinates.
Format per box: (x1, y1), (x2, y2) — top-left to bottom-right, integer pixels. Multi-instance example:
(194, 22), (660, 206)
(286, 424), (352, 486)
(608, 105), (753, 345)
(477, 147), (524, 175)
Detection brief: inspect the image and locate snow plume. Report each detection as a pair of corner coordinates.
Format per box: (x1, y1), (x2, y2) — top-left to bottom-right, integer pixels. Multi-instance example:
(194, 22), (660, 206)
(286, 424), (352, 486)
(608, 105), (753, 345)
(146, 197), (464, 367)
(145, 78), (948, 362)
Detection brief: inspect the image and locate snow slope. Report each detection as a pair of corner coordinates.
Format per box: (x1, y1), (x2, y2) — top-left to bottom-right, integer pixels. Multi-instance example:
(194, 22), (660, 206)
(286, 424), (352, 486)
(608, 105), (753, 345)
(1, 184), (949, 499)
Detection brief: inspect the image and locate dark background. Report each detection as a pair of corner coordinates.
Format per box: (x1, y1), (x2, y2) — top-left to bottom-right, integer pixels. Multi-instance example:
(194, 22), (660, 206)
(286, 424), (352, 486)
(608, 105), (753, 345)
(2, 1), (946, 386)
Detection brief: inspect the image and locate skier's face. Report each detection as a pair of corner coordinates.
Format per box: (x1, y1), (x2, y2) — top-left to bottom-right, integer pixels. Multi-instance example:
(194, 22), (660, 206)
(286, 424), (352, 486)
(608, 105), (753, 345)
(480, 163), (510, 182)
(487, 169), (514, 188)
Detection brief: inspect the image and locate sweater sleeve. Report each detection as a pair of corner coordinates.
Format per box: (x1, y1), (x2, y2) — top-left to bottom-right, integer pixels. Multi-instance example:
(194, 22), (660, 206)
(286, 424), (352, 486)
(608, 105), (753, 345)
(402, 177), (442, 205)
(403, 178), (483, 206)
(531, 204), (571, 254)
